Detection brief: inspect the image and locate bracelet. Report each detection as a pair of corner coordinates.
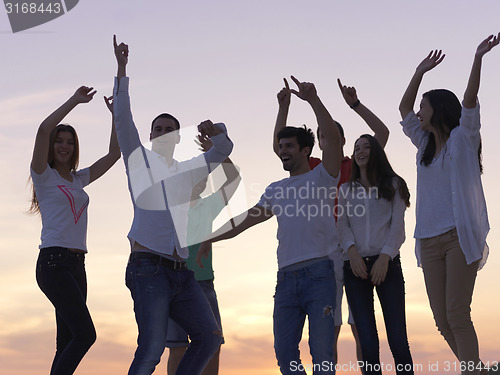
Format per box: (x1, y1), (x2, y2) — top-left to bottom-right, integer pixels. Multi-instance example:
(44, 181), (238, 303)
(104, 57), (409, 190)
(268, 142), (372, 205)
(350, 100), (360, 109)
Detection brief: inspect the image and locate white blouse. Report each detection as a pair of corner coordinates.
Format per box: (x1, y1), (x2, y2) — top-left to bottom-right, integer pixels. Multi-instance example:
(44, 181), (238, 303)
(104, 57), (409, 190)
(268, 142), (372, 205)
(401, 102), (489, 269)
(337, 179), (406, 261)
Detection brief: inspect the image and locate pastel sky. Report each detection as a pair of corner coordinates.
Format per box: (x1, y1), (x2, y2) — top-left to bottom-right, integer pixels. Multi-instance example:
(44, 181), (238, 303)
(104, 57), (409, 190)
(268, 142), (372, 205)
(1, 1), (499, 374)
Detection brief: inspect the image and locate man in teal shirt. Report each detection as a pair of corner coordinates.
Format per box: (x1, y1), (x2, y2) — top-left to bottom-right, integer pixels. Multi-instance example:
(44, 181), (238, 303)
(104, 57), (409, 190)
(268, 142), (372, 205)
(166, 135), (241, 375)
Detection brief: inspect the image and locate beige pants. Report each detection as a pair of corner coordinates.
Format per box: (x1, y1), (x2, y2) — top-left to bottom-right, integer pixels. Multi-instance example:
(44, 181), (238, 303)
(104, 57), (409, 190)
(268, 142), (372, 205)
(421, 228), (481, 375)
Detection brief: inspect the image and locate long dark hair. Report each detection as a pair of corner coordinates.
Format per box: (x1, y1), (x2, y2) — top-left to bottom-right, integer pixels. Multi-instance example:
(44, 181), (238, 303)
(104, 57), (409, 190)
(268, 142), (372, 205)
(421, 89), (483, 173)
(350, 134), (410, 207)
(29, 124), (80, 214)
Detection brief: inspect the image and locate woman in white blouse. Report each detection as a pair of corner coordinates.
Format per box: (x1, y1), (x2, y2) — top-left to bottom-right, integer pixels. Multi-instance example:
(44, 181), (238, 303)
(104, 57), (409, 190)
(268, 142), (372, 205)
(399, 34), (498, 375)
(338, 134), (412, 375)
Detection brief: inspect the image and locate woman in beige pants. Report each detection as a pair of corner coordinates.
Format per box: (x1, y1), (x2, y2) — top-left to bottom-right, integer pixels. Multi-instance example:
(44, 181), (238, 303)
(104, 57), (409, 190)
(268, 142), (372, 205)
(398, 33), (499, 375)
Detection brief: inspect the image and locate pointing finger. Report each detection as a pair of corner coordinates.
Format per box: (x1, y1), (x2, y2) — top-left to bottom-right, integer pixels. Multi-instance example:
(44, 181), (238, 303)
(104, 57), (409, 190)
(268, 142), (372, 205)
(113, 34), (117, 48)
(290, 75), (301, 88)
(283, 78), (290, 90)
(337, 78), (344, 91)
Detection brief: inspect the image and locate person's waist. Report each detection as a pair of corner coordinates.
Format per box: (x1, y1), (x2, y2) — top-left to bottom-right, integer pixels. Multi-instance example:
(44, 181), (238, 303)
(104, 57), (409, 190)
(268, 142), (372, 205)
(40, 246), (86, 256)
(280, 256), (330, 272)
(344, 254), (400, 263)
(131, 241), (184, 260)
(128, 251), (188, 271)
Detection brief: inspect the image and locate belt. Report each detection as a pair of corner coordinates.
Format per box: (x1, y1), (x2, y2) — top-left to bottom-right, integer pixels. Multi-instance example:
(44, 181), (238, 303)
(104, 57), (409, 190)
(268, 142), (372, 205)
(129, 252), (188, 271)
(40, 247), (85, 258)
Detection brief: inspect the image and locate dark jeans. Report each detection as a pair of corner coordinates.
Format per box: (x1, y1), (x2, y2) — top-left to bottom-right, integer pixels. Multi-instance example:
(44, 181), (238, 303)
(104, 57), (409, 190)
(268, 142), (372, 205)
(344, 255), (413, 375)
(166, 279), (225, 348)
(36, 247), (96, 375)
(126, 256), (222, 375)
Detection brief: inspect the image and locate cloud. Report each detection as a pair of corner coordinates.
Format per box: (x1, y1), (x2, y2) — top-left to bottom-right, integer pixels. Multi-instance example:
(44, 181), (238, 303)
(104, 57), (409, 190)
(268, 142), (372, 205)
(0, 330), (135, 375)
(0, 89), (69, 131)
(220, 334), (279, 375)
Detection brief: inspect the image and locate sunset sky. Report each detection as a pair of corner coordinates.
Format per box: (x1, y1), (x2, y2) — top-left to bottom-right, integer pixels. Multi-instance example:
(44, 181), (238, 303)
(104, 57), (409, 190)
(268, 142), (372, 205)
(1, 1), (499, 374)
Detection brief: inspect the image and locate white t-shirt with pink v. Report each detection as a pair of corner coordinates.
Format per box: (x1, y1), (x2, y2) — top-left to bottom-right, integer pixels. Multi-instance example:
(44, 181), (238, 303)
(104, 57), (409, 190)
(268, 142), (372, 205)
(31, 165), (90, 252)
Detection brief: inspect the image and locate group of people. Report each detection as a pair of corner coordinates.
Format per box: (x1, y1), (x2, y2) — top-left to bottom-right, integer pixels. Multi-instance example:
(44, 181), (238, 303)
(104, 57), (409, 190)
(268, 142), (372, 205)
(29, 33), (497, 375)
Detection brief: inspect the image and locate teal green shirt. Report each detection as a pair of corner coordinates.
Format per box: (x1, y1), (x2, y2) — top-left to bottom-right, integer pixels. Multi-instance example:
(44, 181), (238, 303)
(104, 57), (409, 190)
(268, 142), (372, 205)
(185, 191), (225, 280)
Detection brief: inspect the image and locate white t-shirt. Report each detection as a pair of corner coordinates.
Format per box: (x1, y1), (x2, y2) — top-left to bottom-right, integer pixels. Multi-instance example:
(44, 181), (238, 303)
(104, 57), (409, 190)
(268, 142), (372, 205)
(31, 165), (90, 252)
(258, 163), (339, 269)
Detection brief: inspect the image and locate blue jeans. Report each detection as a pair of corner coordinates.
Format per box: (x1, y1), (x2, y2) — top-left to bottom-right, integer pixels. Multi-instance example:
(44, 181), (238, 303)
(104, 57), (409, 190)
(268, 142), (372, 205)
(126, 256), (222, 375)
(344, 255), (413, 375)
(36, 247), (96, 375)
(166, 279), (224, 348)
(273, 258), (337, 375)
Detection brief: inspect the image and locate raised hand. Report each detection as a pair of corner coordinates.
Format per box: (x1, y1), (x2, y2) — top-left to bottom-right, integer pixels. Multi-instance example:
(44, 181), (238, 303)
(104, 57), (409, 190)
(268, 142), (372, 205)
(198, 120), (222, 138)
(400, 51), (445, 119)
(113, 35), (129, 67)
(72, 86), (96, 104)
(103, 95), (113, 113)
(290, 75), (318, 103)
(277, 78), (291, 107)
(337, 78), (359, 107)
(195, 133), (213, 152)
(32, 86), (95, 174)
(475, 33), (500, 59)
(416, 50), (445, 75)
(464, 33), (500, 108)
